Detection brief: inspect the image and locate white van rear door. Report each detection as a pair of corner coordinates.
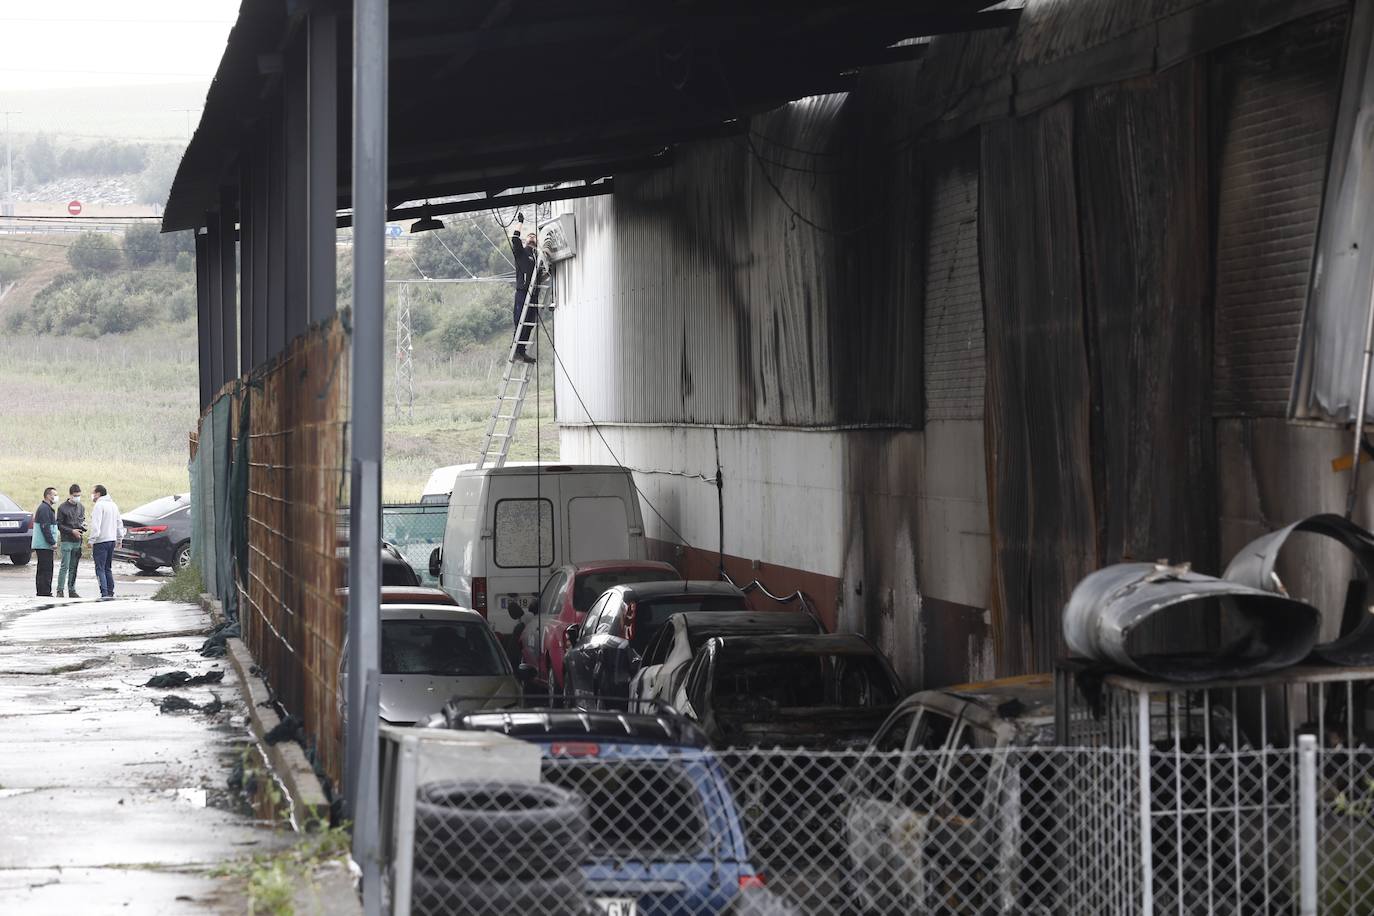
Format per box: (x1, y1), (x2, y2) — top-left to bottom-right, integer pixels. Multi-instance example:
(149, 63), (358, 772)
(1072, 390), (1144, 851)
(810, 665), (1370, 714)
(567, 495), (631, 562)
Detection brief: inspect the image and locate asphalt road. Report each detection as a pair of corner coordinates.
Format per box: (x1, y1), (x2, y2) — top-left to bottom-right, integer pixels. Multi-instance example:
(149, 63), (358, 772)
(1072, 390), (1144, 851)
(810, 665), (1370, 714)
(0, 561), (292, 913)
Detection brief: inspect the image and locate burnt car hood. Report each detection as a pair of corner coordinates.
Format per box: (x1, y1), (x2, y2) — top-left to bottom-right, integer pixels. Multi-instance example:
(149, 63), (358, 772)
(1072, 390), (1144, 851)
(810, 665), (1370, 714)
(709, 706), (893, 750)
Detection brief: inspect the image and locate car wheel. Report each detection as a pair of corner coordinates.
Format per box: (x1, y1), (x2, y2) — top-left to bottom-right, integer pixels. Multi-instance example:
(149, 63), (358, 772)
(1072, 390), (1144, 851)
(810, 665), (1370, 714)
(412, 782), (588, 881)
(9, 552), (29, 567)
(174, 542), (192, 570)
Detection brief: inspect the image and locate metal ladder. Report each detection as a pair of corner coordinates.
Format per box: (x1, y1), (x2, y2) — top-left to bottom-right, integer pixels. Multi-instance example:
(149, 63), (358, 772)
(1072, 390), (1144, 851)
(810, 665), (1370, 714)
(475, 246), (552, 469)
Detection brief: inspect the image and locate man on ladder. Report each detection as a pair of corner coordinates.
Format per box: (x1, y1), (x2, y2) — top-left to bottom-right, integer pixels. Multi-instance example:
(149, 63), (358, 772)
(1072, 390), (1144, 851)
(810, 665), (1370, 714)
(510, 215), (541, 363)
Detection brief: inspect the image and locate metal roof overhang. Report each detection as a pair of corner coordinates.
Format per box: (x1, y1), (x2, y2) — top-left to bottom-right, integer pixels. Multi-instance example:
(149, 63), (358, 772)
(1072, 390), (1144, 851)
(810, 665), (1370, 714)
(162, 0), (1017, 232)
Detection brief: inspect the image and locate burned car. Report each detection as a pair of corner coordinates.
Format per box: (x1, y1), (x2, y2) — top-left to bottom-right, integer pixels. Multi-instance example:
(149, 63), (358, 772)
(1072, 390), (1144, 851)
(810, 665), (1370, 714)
(845, 675), (1058, 915)
(629, 610), (823, 714)
(673, 634), (902, 749)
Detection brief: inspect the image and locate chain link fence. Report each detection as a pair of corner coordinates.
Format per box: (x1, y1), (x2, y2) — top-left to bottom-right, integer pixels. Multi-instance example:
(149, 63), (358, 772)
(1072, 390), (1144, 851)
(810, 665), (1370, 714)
(385, 740), (1374, 916)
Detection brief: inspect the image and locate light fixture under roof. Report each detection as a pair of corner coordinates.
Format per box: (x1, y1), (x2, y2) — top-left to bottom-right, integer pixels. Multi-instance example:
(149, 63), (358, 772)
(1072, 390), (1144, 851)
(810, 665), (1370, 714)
(410, 207), (443, 233)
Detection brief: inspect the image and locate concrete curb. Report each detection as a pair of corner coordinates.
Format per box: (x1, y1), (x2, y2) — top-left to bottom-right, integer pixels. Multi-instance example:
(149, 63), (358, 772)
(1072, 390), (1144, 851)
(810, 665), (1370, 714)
(199, 592), (332, 832)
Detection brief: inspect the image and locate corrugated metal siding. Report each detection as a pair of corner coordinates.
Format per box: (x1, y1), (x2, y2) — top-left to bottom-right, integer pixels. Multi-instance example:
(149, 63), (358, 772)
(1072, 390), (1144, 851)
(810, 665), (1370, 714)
(555, 93), (921, 429)
(1212, 11), (1346, 416)
(981, 99), (1097, 675)
(923, 138), (984, 422)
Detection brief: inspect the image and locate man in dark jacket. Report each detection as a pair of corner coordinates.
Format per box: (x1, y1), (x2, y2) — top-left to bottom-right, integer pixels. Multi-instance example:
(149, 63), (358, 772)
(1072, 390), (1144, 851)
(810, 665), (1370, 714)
(510, 220), (540, 363)
(31, 488), (58, 597)
(56, 484), (86, 598)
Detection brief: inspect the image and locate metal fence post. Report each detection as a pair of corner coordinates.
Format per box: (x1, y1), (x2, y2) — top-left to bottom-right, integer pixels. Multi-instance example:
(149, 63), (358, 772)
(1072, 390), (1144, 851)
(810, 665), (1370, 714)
(1137, 692), (1154, 914)
(1299, 733), (1318, 915)
(393, 735), (418, 916)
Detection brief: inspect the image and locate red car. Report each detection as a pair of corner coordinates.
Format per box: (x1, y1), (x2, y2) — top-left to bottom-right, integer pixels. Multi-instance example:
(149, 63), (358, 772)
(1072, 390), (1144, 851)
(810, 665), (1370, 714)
(518, 559), (681, 701)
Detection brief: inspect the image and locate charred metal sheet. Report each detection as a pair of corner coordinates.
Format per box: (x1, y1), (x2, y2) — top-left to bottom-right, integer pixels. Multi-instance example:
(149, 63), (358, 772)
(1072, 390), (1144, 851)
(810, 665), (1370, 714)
(981, 98), (1097, 675)
(1063, 562), (1320, 681)
(1223, 514), (1374, 665)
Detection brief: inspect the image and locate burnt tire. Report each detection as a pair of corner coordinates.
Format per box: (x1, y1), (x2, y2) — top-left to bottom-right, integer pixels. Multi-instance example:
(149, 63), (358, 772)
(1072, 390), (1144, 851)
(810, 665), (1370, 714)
(135, 560), (160, 572)
(8, 552), (29, 567)
(411, 870), (587, 916)
(413, 781), (587, 881)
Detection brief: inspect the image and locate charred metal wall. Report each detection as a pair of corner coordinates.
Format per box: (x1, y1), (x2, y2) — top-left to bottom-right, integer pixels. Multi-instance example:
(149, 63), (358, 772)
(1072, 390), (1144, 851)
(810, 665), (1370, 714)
(557, 0), (1353, 685)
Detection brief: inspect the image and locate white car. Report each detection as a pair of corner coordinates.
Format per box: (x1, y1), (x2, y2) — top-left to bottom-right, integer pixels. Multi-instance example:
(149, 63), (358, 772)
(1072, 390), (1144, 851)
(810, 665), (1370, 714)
(340, 604), (521, 728)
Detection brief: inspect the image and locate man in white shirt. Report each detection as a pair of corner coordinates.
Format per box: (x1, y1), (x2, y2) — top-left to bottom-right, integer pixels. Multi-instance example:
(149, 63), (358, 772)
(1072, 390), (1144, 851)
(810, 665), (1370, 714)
(88, 484), (125, 599)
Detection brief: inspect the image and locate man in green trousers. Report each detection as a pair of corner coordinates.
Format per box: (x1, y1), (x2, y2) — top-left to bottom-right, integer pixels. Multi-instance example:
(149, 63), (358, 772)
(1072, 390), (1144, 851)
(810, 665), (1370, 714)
(56, 484), (86, 599)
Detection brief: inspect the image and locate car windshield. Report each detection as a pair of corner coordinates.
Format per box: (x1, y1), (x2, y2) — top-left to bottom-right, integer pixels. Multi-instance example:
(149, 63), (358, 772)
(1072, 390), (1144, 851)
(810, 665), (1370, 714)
(572, 569), (678, 612)
(128, 494), (189, 520)
(631, 595), (749, 651)
(381, 620), (506, 676)
(713, 653), (898, 709)
(543, 759), (707, 859)
(0, 493), (20, 512)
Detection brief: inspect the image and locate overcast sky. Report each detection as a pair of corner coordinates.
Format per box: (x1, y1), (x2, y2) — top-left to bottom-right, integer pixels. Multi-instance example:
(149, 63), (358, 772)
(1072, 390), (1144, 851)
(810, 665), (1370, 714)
(0, 0), (240, 91)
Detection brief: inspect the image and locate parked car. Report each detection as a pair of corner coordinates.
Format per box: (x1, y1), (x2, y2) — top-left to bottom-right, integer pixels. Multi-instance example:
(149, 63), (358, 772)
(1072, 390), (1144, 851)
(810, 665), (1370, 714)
(427, 708), (767, 915)
(429, 464), (648, 652)
(338, 585), (460, 606)
(518, 559), (682, 699)
(338, 604), (519, 728)
(338, 542), (424, 589)
(0, 492), (32, 566)
(674, 634), (902, 749)
(562, 581), (753, 709)
(629, 611), (823, 714)
(843, 674), (1058, 915)
(114, 493), (193, 571)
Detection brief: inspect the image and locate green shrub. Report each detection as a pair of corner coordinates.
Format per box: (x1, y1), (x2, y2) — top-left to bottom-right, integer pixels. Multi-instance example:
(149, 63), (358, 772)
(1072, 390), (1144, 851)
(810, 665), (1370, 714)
(153, 563), (203, 602)
(67, 232), (123, 273)
(123, 224), (163, 268)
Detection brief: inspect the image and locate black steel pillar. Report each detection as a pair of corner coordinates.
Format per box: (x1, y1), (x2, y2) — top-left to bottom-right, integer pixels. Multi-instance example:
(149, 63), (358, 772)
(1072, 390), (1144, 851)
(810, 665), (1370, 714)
(268, 110), (287, 358)
(216, 190), (238, 382)
(253, 129), (270, 367)
(285, 35), (309, 341)
(195, 230), (213, 408)
(307, 10), (338, 324)
(206, 210), (225, 391)
(239, 157), (255, 374)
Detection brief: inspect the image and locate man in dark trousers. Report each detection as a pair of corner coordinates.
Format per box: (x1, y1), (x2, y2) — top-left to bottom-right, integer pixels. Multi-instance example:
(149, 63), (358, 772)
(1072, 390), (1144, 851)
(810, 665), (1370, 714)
(31, 487), (58, 597)
(56, 484), (86, 598)
(510, 218), (539, 363)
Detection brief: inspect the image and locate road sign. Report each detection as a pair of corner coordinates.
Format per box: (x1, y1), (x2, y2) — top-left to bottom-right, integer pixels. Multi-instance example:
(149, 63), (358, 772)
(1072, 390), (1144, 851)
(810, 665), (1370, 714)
(388, 225), (402, 239)
(67, 200), (82, 216)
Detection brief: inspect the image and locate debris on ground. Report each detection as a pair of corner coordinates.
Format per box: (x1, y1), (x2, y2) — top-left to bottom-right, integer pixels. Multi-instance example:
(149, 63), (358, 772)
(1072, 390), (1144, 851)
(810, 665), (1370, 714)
(159, 695), (200, 713)
(198, 620), (241, 658)
(264, 714), (304, 746)
(144, 669), (225, 688)
(201, 692), (224, 716)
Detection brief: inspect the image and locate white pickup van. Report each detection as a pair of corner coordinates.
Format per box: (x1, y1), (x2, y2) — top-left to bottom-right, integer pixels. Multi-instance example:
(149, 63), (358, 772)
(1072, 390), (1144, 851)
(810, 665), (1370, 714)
(430, 464), (647, 643)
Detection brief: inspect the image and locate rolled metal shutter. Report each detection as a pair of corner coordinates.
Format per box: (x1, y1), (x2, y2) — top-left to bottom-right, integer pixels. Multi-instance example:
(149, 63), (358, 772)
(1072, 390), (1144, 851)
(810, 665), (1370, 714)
(1212, 12), (1346, 417)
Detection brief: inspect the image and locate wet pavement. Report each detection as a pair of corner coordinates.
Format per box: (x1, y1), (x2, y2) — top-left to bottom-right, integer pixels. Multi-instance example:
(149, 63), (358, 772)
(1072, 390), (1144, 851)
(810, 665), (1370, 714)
(0, 559), (292, 913)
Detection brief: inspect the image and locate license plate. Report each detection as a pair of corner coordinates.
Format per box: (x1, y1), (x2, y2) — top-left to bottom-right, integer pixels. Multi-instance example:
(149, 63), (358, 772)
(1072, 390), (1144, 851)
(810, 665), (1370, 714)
(0, 520), (18, 530)
(595, 900), (637, 916)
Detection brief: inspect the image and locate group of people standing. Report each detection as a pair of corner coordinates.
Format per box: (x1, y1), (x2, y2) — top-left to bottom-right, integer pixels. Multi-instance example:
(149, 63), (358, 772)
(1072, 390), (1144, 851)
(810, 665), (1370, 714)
(31, 484), (124, 599)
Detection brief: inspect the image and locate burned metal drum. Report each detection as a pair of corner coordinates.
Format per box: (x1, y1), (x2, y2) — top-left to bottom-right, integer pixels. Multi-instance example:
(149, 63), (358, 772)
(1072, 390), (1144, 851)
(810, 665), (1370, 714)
(1063, 562), (1320, 681)
(1224, 514), (1374, 665)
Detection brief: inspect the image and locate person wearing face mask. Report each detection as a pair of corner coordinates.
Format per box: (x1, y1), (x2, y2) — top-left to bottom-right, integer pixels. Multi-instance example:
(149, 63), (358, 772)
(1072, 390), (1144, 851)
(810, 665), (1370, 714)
(31, 487), (59, 597)
(56, 484), (86, 599)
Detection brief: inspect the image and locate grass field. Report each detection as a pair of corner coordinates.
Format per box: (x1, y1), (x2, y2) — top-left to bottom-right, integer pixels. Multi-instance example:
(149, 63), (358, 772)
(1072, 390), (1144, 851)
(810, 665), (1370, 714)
(0, 321), (559, 512)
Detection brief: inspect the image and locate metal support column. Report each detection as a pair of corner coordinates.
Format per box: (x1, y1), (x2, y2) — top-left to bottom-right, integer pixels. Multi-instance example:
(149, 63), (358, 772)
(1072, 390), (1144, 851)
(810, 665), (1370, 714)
(252, 130), (269, 368)
(307, 10), (338, 324)
(268, 110), (288, 360)
(239, 157), (255, 374)
(195, 231), (213, 408)
(217, 191), (238, 382)
(285, 37), (309, 341)
(348, 0), (386, 911)
(206, 210), (225, 391)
